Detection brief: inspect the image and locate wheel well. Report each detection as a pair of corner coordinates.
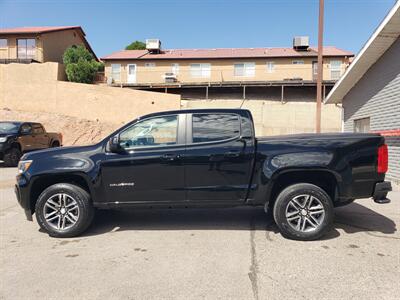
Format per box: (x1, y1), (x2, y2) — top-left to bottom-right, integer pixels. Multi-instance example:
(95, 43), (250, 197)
(268, 171), (338, 209)
(10, 142), (21, 151)
(29, 174), (90, 212)
(51, 140), (60, 146)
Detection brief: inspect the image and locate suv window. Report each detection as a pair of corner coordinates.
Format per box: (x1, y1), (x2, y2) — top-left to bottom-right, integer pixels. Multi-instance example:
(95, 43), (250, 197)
(32, 124), (44, 134)
(192, 113), (240, 143)
(120, 115), (178, 149)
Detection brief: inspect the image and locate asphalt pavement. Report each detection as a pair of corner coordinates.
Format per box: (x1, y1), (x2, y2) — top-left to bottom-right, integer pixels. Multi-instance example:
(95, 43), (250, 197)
(1, 166), (399, 299)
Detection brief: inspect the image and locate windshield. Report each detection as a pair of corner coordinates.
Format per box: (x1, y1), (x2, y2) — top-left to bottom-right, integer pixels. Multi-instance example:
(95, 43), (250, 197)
(0, 122), (20, 134)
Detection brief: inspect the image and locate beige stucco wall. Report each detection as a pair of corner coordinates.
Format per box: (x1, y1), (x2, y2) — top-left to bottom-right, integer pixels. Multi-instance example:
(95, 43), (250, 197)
(104, 57), (349, 84)
(0, 63), (181, 124)
(0, 29), (90, 63)
(182, 99), (341, 136)
(0, 34), (44, 61)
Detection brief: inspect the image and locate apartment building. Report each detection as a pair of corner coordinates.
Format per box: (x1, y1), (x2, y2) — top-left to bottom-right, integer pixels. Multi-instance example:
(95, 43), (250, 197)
(102, 37), (353, 100)
(0, 26), (97, 64)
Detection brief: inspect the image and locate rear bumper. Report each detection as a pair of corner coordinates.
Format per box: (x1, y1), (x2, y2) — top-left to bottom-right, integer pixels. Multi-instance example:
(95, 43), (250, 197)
(373, 181), (392, 204)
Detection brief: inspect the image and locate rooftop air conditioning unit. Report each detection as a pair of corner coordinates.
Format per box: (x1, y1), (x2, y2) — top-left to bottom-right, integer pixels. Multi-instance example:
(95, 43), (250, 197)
(146, 39), (161, 53)
(293, 36), (309, 51)
(163, 72), (177, 83)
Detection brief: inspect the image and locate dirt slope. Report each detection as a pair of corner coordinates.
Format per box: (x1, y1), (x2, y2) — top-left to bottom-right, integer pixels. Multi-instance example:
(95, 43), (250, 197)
(0, 109), (121, 146)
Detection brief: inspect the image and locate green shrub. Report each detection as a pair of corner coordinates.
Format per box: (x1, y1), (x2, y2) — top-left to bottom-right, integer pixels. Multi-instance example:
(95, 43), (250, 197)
(63, 45), (101, 84)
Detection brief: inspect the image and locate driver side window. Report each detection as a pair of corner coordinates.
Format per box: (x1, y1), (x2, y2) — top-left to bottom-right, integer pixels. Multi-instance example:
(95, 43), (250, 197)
(120, 115), (178, 149)
(20, 124), (32, 134)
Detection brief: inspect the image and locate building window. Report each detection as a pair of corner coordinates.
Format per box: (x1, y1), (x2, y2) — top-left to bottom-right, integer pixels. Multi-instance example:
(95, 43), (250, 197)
(330, 60), (342, 80)
(266, 61), (275, 73)
(171, 63), (179, 75)
(111, 64), (121, 81)
(0, 39), (7, 48)
(190, 63), (211, 78)
(234, 62), (255, 77)
(354, 117), (370, 133)
(292, 60), (304, 64)
(17, 38), (36, 59)
(144, 62), (156, 68)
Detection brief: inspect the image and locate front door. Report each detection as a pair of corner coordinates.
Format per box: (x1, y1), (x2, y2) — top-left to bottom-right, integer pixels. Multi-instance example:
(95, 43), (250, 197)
(184, 112), (255, 203)
(312, 61), (318, 81)
(18, 123), (35, 152)
(101, 114), (186, 204)
(127, 64), (136, 83)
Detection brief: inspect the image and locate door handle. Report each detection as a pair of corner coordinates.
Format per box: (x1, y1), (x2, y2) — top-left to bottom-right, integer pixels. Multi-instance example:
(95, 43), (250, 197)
(160, 153), (181, 161)
(224, 151), (240, 158)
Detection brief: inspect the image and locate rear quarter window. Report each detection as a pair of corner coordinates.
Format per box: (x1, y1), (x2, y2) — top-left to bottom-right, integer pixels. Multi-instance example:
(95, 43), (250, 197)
(192, 113), (240, 143)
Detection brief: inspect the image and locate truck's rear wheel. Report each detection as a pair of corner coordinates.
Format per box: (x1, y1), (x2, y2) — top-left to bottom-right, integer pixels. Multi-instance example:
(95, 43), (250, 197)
(35, 183), (94, 238)
(273, 183), (334, 241)
(3, 147), (22, 167)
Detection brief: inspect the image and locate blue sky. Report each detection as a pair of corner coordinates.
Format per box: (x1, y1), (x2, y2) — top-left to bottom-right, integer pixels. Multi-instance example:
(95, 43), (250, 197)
(0, 0), (396, 57)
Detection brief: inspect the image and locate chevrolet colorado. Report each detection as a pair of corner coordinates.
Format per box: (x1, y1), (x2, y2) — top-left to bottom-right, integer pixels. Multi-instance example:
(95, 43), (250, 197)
(15, 109), (392, 240)
(0, 122), (62, 166)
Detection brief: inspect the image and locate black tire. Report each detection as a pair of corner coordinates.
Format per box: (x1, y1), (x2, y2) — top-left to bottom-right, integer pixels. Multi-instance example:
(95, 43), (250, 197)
(51, 141), (60, 147)
(3, 146), (22, 167)
(273, 183), (334, 241)
(35, 183), (94, 238)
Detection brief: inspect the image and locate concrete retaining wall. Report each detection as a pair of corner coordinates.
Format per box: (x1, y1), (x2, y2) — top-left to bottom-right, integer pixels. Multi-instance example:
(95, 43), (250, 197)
(182, 99), (342, 136)
(0, 63), (181, 124)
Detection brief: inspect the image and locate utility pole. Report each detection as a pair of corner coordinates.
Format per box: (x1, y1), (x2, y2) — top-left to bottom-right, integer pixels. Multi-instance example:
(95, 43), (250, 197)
(316, 0), (324, 133)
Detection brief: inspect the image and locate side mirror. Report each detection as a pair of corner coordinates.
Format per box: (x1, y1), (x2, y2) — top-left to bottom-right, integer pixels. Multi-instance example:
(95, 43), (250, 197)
(109, 134), (124, 153)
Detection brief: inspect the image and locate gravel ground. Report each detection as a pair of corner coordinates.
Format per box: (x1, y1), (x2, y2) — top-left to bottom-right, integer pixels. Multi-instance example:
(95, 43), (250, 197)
(1, 166), (399, 300)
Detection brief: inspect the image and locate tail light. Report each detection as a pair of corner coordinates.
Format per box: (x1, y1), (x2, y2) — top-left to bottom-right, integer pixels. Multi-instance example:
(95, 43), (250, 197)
(377, 144), (388, 173)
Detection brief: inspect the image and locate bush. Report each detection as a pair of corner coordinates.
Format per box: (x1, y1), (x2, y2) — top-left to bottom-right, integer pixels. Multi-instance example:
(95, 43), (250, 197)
(63, 45), (101, 84)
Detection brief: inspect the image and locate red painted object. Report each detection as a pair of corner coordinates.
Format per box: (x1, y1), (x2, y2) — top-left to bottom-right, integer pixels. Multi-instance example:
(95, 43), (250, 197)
(377, 144), (389, 173)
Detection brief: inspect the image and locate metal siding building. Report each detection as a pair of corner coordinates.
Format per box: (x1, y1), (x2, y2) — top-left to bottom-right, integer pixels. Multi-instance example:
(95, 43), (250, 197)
(343, 38), (400, 183)
(325, 2), (400, 185)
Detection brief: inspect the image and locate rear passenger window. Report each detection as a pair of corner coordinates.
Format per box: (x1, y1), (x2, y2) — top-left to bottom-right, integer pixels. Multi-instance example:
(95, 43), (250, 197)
(192, 113), (240, 143)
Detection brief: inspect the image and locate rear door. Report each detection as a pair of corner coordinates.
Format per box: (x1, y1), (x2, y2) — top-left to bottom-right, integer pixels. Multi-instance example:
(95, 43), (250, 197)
(184, 112), (255, 203)
(32, 123), (48, 149)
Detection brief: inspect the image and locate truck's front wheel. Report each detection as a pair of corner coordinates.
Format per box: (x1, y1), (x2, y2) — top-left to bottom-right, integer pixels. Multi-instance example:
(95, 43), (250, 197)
(35, 183), (94, 238)
(273, 183), (334, 241)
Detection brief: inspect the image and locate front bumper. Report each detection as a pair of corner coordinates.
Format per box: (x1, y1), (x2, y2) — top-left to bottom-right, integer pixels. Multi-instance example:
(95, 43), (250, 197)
(15, 174), (33, 221)
(372, 181), (392, 204)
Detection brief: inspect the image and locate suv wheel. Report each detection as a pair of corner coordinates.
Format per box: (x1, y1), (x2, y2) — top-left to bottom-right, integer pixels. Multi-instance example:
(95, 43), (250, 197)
(35, 183), (94, 238)
(273, 183), (334, 241)
(4, 147), (22, 167)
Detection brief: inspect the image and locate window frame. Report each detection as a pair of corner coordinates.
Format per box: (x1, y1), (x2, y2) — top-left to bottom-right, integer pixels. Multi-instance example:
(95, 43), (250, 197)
(17, 38), (36, 59)
(266, 61), (275, 73)
(190, 63), (211, 78)
(110, 64), (121, 82)
(171, 63), (179, 75)
(116, 114), (186, 151)
(234, 62), (255, 77)
(186, 113), (242, 145)
(0, 39), (7, 48)
(354, 117), (370, 133)
(330, 60), (342, 80)
(144, 62), (156, 68)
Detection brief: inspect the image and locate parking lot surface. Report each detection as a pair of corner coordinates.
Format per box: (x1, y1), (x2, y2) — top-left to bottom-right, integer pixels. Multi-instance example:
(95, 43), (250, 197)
(1, 166), (399, 299)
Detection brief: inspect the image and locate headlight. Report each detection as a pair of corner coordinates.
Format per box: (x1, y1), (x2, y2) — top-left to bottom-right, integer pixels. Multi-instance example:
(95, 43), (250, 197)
(0, 137), (7, 142)
(18, 160), (33, 174)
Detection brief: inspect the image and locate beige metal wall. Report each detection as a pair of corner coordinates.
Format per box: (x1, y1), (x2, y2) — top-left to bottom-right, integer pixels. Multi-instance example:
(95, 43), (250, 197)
(182, 99), (342, 135)
(0, 63), (181, 124)
(104, 57), (349, 84)
(0, 29), (89, 63)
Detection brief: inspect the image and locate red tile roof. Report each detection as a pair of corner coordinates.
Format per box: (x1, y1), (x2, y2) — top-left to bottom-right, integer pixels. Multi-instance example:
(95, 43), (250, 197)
(0, 26), (85, 35)
(101, 46), (353, 60)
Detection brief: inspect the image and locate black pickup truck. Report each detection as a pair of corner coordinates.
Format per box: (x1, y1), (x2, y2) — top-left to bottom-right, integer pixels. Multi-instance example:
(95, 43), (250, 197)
(15, 109), (391, 240)
(0, 122), (62, 166)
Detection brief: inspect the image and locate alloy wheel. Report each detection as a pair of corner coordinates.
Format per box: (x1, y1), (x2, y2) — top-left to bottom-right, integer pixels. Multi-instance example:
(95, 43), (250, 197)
(285, 194), (325, 232)
(43, 193), (80, 230)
